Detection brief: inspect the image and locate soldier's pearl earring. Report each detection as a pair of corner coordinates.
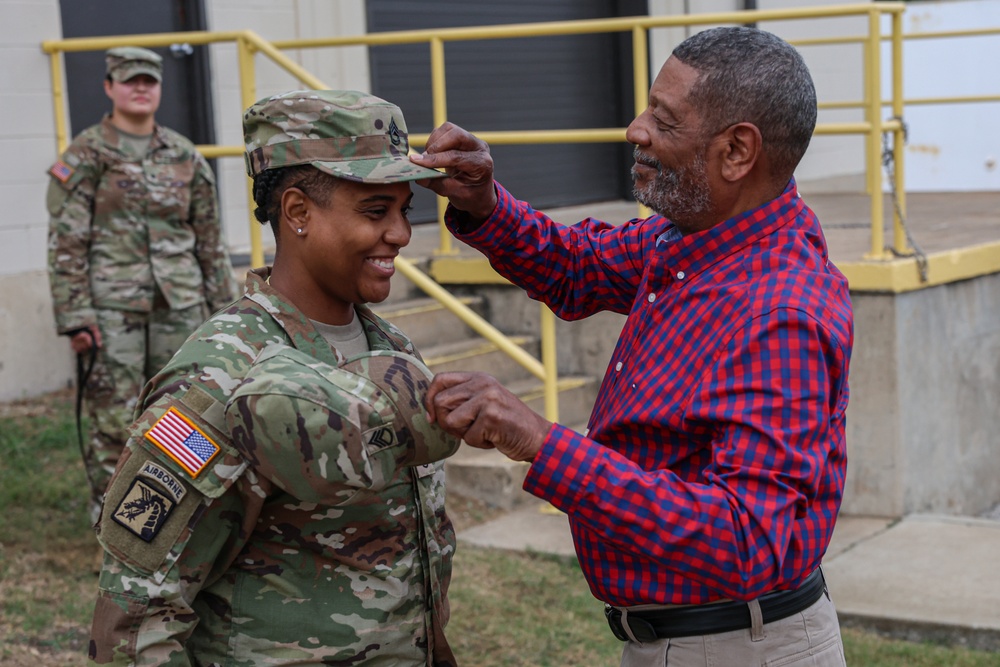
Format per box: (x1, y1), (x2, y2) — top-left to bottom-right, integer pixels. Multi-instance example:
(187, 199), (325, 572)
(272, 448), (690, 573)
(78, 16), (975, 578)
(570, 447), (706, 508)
(296, 228), (303, 234)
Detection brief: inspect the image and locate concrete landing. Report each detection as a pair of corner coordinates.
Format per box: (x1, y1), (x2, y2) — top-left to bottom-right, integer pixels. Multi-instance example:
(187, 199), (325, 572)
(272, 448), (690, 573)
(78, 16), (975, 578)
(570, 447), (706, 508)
(458, 505), (1000, 651)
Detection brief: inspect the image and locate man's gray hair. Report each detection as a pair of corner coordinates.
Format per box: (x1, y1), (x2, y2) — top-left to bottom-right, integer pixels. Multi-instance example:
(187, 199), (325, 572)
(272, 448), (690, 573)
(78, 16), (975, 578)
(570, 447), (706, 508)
(672, 26), (817, 179)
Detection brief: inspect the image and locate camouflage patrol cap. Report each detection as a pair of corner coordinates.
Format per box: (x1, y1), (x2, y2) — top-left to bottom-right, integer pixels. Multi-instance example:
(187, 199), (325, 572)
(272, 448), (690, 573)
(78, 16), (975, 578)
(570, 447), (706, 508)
(225, 346), (459, 502)
(242, 89), (445, 183)
(105, 46), (163, 83)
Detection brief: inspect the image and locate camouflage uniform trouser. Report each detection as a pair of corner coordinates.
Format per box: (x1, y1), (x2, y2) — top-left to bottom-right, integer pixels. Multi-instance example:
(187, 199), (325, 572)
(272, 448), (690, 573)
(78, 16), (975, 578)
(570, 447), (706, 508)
(84, 300), (207, 523)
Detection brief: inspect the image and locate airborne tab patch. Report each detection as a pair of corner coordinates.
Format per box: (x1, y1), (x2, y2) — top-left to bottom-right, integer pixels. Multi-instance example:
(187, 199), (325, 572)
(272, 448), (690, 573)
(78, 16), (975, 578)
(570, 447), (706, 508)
(145, 407), (220, 478)
(138, 462), (187, 503)
(112, 478), (176, 542)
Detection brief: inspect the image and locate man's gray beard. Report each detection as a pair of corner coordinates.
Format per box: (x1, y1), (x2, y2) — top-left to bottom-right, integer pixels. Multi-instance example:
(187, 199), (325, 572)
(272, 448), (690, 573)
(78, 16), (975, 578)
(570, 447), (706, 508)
(631, 150), (712, 222)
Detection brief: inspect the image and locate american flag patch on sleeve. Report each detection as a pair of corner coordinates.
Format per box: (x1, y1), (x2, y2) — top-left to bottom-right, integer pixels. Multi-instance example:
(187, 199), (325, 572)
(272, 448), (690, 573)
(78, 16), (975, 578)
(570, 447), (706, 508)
(144, 407), (220, 478)
(48, 160), (75, 183)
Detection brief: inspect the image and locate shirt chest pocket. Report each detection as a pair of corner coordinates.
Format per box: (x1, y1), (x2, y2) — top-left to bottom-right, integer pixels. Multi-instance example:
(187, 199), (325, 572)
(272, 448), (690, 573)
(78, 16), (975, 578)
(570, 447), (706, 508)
(145, 156), (195, 221)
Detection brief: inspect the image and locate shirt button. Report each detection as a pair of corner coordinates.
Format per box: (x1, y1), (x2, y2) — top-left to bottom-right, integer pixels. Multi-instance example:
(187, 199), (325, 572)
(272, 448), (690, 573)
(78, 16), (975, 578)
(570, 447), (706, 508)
(615, 362), (623, 372)
(677, 271), (686, 280)
(647, 293), (656, 303)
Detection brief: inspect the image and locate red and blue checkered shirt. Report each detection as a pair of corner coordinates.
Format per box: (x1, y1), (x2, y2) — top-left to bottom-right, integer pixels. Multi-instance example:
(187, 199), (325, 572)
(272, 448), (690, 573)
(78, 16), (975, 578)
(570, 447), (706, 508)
(447, 180), (853, 606)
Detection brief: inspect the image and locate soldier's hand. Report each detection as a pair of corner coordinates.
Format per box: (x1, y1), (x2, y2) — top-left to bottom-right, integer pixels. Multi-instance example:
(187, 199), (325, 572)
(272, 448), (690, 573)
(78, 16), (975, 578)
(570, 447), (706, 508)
(410, 122), (497, 221)
(70, 325), (102, 354)
(425, 371), (551, 462)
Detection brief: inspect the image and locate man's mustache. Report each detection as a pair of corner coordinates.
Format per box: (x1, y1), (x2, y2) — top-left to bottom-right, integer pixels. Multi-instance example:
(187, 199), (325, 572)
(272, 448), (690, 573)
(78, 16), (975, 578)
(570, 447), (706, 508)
(633, 147), (661, 171)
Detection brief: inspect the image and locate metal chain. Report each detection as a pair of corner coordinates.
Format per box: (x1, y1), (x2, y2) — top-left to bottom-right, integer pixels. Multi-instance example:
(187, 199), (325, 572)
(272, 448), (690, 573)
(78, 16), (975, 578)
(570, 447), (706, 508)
(882, 116), (929, 282)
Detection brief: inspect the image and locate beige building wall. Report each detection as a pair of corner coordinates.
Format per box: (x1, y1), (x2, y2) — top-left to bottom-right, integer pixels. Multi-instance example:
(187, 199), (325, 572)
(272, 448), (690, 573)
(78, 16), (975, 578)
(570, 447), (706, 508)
(0, 0), (74, 401)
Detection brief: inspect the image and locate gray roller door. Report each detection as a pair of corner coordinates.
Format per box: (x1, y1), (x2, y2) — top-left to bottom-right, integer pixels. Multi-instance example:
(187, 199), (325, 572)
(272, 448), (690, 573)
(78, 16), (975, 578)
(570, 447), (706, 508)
(367, 0), (647, 223)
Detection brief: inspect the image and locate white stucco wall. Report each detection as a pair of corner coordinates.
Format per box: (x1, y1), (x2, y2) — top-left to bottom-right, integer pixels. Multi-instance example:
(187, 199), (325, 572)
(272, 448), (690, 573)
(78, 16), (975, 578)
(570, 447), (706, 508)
(0, 0), (75, 400)
(886, 0), (1000, 191)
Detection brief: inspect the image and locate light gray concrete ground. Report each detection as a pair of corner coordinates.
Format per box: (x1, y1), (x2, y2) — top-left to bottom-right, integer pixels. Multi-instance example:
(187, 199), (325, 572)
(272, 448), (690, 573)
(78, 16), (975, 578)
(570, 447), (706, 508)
(459, 505), (1000, 651)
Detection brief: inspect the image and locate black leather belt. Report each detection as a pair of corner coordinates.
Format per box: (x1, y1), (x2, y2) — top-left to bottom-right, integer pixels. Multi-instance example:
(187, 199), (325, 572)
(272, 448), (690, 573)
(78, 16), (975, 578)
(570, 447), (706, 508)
(604, 568), (827, 641)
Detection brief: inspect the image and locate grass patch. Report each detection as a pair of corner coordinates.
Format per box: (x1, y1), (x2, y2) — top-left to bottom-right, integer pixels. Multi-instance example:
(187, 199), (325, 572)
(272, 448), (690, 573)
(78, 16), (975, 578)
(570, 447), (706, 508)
(448, 547), (622, 666)
(2, 390), (999, 666)
(0, 389), (90, 548)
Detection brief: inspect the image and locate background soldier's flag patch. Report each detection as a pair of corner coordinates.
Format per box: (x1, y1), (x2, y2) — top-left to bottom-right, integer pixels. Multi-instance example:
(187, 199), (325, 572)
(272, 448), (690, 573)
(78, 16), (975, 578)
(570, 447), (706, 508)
(144, 407), (219, 477)
(49, 160), (74, 183)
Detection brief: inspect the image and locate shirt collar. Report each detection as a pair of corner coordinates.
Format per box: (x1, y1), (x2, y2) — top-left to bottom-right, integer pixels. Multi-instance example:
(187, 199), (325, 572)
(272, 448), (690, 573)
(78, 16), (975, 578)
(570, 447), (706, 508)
(244, 268), (408, 363)
(654, 179), (806, 280)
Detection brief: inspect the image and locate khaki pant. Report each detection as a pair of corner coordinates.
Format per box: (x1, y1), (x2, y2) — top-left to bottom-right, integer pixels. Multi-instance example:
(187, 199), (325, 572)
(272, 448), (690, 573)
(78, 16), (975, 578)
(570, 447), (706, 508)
(620, 592), (845, 667)
(83, 301), (207, 522)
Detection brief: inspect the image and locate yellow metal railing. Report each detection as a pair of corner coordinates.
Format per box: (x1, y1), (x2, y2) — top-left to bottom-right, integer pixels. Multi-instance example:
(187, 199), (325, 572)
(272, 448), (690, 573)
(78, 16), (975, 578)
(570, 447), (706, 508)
(266, 3), (910, 259)
(41, 29), (564, 420)
(41, 4), (999, 417)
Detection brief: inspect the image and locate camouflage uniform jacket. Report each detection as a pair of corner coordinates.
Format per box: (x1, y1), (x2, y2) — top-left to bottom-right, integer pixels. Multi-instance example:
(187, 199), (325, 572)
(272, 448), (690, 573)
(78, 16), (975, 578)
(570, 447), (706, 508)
(46, 116), (237, 335)
(89, 269), (457, 667)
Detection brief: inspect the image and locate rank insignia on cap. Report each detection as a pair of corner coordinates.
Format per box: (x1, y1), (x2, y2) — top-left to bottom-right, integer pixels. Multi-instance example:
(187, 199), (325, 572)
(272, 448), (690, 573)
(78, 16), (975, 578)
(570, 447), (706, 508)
(388, 117), (401, 146)
(48, 161), (74, 183)
(145, 407), (220, 478)
(112, 477), (176, 542)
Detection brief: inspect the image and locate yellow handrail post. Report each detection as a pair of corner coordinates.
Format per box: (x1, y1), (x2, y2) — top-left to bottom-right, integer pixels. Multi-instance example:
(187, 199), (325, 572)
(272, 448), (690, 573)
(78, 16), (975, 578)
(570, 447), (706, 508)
(864, 9), (887, 260)
(632, 24), (652, 220)
(429, 36), (455, 257)
(861, 39), (871, 196)
(237, 35), (263, 268)
(891, 11), (908, 254)
(540, 305), (559, 422)
(49, 52), (69, 154)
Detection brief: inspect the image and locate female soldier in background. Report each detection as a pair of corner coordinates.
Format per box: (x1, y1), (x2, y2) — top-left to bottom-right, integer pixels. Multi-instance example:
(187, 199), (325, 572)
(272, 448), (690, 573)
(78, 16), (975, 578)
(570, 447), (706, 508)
(46, 46), (237, 525)
(87, 90), (460, 666)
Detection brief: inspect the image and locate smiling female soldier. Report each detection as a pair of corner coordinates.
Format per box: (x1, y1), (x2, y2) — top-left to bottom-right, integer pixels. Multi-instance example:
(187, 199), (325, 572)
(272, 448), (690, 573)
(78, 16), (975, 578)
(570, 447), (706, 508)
(87, 90), (460, 667)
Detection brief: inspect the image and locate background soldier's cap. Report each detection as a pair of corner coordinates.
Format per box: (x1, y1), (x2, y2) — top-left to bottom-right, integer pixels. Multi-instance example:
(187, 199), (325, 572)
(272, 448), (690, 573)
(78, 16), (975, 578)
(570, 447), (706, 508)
(225, 346), (459, 499)
(242, 89), (445, 183)
(105, 46), (163, 83)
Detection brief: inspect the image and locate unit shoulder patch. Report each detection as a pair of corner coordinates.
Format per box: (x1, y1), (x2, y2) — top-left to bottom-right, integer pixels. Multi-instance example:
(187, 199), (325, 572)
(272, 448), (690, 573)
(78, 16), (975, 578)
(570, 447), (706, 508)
(112, 477), (177, 542)
(98, 446), (204, 576)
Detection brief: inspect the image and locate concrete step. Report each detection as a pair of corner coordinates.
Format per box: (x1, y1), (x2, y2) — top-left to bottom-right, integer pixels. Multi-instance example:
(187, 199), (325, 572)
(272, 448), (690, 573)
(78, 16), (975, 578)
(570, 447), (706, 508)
(422, 335), (538, 385)
(446, 447), (532, 511)
(373, 296), (485, 350)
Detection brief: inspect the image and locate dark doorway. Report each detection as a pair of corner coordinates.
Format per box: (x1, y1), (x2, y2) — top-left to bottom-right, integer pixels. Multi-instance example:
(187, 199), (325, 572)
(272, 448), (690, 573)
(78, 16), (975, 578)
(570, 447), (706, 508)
(367, 0), (647, 223)
(58, 0), (215, 146)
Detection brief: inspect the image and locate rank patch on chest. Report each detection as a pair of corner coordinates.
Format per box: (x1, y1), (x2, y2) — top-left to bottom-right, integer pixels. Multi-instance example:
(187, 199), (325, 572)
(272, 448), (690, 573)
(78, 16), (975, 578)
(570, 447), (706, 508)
(144, 407), (220, 478)
(366, 425), (396, 450)
(48, 160), (74, 183)
(112, 478), (176, 542)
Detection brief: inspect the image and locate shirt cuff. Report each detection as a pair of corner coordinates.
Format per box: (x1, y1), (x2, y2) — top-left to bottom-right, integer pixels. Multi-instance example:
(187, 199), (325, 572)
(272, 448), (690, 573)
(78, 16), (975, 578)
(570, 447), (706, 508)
(444, 182), (521, 245)
(523, 423), (595, 511)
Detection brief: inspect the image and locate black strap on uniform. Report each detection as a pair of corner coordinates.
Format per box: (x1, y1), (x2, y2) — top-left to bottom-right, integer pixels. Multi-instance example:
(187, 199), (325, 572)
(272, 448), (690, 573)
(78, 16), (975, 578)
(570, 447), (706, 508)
(75, 328), (99, 489)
